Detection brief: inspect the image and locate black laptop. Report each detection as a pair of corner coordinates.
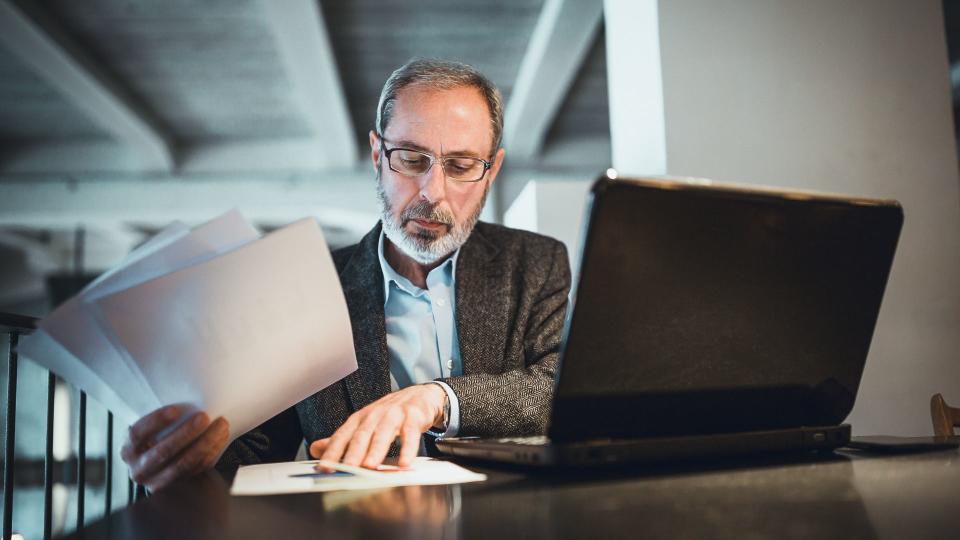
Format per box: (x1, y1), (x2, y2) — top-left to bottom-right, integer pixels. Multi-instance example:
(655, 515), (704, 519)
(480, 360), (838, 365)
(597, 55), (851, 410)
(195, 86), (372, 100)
(436, 174), (903, 466)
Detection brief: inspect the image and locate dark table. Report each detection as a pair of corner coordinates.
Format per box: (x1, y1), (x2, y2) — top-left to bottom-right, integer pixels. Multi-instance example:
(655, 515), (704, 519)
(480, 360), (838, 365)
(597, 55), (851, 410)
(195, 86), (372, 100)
(67, 449), (959, 539)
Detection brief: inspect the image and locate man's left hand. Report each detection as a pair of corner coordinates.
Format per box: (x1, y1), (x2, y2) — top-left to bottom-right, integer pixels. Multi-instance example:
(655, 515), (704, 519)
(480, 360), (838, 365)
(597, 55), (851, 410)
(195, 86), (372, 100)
(309, 384), (447, 469)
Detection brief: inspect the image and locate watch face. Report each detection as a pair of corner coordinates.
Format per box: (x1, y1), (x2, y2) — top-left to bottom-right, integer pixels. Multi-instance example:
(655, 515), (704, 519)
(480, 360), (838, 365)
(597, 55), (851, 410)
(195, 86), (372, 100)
(443, 396), (451, 428)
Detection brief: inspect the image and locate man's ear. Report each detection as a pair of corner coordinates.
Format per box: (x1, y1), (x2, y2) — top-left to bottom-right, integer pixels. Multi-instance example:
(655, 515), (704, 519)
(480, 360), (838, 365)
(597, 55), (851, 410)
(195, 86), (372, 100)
(487, 147), (506, 185)
(369, 130), (381, 173)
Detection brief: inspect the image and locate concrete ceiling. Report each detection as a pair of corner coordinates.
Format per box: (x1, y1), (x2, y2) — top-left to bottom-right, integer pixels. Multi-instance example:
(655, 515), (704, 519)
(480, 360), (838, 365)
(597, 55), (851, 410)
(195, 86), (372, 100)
(0, 0), (610, 311)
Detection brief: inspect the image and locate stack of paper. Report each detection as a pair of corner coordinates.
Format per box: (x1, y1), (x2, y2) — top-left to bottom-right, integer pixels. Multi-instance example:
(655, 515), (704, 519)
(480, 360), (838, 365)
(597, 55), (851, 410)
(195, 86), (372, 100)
(19, 210), (358, 442)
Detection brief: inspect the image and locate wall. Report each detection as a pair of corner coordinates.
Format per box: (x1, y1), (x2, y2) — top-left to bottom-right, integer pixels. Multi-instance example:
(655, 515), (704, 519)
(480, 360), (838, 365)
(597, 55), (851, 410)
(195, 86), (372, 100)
(604, 0), (960, 435)
(506, 0), (960, 435)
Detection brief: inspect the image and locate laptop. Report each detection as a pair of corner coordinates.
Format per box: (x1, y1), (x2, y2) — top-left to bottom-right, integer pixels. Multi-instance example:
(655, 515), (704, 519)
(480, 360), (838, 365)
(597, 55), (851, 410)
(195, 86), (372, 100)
(436, 174), (903, 466)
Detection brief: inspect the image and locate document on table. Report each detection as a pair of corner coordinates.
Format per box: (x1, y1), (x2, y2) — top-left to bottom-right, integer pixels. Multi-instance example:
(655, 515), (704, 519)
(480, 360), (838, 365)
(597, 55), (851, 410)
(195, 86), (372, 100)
(19, 210), (357, 441)
(230, 458), (487, 496)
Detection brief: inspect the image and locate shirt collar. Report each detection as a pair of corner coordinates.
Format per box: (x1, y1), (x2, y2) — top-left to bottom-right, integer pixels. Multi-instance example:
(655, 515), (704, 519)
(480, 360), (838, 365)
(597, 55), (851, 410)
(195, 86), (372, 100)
(377, 227), (460, 304)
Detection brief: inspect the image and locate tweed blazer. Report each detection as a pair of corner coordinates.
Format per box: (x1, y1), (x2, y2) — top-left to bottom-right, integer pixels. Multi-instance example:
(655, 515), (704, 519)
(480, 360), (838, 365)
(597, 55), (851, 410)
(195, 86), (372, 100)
(217, 221), (570, 474)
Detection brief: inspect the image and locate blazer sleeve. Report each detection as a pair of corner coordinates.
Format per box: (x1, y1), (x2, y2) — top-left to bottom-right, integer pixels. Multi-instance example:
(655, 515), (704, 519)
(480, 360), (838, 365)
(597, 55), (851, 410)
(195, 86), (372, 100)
(441, 240), (571, 437)
(215, 405), (303, 477)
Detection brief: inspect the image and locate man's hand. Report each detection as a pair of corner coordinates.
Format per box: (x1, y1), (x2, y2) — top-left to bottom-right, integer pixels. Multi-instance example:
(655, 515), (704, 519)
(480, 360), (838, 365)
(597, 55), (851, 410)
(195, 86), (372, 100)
(120, 404), (230, 492)
(309, 384), (447, 469)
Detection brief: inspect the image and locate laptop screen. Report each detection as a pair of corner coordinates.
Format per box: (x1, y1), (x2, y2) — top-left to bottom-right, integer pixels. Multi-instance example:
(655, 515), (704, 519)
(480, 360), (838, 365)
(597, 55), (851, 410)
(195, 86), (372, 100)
(550, 177), (902, 441)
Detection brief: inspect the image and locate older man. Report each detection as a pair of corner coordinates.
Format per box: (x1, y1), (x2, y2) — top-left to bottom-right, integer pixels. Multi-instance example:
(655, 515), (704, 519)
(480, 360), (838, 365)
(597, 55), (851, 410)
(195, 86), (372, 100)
(121, 59), (570, 491)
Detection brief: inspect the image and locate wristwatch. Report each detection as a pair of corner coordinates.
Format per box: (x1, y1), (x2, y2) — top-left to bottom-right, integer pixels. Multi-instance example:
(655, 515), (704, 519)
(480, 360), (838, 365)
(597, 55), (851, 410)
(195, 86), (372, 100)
(441, 391), (450, 430)
(427, 382), (450, 432)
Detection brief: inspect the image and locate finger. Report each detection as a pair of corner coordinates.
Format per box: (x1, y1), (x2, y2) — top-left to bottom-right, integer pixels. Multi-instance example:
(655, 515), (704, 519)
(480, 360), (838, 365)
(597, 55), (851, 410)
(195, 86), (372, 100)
(320, 415), (362, 465)
(309, 438), (329, 458)
(397, 424), (421, 468)
(341, 418), (380, 467)
(362, 414), (403, 469)
(120, 440), (135, 465)
(128, 405), (183, 450)
(133, 412), (211, 482)
(143, 417), (229, 492)
(198, 417), (230, 470)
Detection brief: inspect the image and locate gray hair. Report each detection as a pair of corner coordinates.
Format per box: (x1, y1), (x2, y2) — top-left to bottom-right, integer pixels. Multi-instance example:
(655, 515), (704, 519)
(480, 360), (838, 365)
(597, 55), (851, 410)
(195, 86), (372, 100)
(375, 58), (504, 153)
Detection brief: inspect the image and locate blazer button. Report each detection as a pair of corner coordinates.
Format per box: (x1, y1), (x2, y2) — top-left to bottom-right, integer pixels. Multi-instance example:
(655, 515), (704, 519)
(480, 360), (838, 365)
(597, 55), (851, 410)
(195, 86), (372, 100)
(446, 359), (454, 370)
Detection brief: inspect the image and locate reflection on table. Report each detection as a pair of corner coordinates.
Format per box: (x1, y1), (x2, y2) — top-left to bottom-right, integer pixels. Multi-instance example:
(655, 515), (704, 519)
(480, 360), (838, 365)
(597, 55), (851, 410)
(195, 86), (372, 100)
(67, 449), (960, 540)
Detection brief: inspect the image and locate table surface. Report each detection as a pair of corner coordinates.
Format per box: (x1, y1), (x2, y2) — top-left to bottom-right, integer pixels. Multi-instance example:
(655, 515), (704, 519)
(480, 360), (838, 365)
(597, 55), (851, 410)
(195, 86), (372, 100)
(67, 448), (960, 539)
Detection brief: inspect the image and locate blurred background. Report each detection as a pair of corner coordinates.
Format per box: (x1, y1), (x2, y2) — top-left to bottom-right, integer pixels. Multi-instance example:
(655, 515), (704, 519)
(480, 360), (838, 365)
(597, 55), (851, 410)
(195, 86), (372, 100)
(1, 0), (960, 537)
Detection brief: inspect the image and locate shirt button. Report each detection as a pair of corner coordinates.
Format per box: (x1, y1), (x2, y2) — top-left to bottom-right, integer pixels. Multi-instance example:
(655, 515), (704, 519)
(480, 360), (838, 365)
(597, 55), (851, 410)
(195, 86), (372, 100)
(436, 298), (446, 307)
(446, 359), (454, 370)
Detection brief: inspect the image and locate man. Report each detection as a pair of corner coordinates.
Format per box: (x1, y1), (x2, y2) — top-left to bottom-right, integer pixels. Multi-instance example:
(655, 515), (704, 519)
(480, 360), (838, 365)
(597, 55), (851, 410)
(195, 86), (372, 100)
(121, 59), (570, 491)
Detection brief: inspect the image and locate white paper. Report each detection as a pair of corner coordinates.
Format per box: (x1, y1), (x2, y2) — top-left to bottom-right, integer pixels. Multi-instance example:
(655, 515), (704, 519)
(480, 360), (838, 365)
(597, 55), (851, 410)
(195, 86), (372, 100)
(83, 209), (259, 301)
(18, 329), (138, 426)
(79, 209), (261, 406)
(230, 458), (487, 496)
(29, 211), (260, 418)
(24, 220), (191, 417)
(89, 218), (357, 441)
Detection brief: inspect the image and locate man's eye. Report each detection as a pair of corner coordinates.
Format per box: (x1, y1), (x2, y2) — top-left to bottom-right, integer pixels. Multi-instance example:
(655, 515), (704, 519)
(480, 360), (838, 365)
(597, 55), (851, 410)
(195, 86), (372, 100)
(448, 159), (477, 172)
(395, 151), (426, 165)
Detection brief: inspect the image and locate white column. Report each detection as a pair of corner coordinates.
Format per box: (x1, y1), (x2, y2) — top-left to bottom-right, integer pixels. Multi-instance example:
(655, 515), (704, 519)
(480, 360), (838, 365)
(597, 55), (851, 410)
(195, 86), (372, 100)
(504, 179), (595, 274)
(603, 0), (666, 175)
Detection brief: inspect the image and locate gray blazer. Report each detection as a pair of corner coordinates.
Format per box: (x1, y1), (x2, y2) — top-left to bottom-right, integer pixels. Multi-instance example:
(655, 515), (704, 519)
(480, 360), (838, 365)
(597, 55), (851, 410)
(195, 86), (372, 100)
(217, 221), (570, 474)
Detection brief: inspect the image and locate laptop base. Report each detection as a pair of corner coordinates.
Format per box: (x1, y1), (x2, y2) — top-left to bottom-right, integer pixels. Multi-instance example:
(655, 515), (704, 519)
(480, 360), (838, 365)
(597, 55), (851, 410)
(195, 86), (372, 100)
(436, 425), (851, 467)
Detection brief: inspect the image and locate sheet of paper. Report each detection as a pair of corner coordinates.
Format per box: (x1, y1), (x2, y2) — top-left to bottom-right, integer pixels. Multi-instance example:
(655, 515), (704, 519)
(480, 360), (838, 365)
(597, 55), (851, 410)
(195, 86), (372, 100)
(79, 209), (261, 407)
(31, 210), (261, 418)
(18, 329), (138, 425)
(230, 458), (487, 496)
(89, 218), (357, 441)
(83, 209), (259, 301)
(84, 220), (191, 293)
(28, 221), (191, 416)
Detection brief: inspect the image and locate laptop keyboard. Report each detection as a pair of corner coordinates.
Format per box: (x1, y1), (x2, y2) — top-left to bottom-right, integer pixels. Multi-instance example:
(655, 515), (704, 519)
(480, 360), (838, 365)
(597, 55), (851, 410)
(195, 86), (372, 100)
(492, 436), (550, 446)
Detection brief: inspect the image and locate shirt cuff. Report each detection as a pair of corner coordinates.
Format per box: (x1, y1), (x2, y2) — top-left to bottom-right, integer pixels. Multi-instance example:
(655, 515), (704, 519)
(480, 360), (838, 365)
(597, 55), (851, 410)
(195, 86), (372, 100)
(425, 381), (460, 438)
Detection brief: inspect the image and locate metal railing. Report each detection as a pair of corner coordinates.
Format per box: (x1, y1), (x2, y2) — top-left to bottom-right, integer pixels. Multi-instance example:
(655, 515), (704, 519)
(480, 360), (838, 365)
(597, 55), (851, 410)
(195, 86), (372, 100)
(1, 312), (139, 539)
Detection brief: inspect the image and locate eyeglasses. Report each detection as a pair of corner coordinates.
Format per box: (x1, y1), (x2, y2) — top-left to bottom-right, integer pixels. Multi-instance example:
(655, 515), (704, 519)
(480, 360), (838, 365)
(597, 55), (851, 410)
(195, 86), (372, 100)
(379, 138), (492, 183)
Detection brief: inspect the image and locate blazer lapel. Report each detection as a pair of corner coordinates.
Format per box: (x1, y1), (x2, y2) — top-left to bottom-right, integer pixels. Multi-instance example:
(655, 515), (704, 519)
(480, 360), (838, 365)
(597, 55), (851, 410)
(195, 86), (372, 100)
(455, 223), (505, 376)
(340, 224), (392, 412)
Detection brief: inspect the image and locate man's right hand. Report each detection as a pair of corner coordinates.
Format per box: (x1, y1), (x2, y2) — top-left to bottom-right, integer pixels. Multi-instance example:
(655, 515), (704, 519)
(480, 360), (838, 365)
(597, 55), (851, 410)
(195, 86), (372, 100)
(120, 404), (230, 492)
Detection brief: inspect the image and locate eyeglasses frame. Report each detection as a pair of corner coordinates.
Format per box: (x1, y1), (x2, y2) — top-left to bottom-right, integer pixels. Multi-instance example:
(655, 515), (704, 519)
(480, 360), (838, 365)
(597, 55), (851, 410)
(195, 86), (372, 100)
(377, 135), (494, 183)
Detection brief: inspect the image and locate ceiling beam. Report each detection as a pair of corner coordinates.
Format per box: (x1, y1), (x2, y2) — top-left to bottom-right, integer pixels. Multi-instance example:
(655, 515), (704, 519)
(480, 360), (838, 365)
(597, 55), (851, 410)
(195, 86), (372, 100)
(0, 138), (351, 175)
(261, 0), (357, 167)
(0, 1), (174, 171)
(502, 0), (603, 162)
(0, 174), (381, 238)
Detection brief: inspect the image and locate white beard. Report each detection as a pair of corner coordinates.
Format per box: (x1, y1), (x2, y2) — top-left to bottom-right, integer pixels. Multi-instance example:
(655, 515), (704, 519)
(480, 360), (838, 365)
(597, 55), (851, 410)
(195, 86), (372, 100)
(376, 176), (488, 265)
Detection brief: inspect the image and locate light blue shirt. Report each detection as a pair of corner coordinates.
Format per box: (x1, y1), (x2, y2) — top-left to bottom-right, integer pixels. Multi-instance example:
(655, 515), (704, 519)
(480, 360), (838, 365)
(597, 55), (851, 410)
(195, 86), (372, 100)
(377, 231), (461, 438)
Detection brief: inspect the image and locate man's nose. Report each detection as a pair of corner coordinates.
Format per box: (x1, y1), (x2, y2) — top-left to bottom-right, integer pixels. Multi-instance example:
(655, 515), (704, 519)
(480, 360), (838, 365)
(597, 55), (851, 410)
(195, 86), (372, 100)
(419, 161), (447, 203)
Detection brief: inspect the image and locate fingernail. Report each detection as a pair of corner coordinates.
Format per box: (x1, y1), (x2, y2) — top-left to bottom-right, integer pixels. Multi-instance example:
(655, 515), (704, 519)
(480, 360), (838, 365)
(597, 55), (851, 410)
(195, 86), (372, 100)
(192, 413), (208, 429)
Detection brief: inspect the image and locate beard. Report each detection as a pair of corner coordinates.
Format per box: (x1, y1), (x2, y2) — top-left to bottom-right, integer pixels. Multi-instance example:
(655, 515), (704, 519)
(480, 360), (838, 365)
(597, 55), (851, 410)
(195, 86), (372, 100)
(376, 168), (489, 265)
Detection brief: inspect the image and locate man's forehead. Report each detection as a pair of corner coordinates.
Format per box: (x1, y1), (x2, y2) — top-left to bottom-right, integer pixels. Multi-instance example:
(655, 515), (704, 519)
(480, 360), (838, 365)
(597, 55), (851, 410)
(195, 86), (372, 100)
(384, 85), (493, 155)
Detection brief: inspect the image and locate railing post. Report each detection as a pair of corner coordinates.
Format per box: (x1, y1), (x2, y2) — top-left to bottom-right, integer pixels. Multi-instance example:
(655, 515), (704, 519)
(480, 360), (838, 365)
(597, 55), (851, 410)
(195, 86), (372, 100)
(76, 391), (87, 530)
(43, 373), (55, 540)
(3, 333), (19, 540)
(105, 412), (113, 514)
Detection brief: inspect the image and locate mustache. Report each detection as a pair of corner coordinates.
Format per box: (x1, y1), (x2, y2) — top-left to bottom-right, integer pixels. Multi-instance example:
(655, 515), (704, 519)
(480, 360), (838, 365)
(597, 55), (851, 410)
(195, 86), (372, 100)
(400, 200), (454, 228)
